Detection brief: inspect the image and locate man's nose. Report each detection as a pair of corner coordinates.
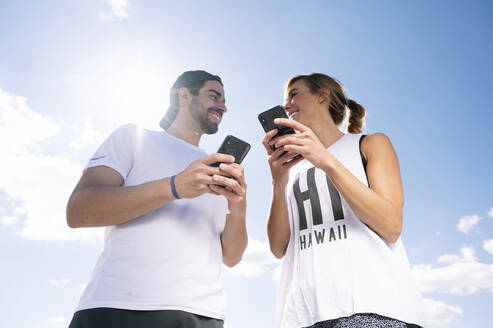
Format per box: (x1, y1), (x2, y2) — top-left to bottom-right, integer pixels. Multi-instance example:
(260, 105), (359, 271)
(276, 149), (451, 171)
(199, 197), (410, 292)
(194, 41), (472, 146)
(218, 103), (227, 114)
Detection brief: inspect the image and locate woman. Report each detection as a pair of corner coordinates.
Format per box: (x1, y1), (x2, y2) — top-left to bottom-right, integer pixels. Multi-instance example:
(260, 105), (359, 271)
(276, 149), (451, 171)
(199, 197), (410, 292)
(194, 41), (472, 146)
(262, 73), (423, 328)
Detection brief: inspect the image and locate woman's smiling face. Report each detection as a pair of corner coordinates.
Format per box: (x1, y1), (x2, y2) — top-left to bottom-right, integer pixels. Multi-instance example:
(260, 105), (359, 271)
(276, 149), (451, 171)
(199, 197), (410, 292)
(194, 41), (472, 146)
(284, 79), (326, 128)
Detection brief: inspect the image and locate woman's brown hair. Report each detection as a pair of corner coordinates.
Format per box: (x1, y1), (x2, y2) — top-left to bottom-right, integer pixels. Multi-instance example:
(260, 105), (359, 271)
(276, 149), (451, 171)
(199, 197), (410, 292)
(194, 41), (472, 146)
(286, 73), (365, 134)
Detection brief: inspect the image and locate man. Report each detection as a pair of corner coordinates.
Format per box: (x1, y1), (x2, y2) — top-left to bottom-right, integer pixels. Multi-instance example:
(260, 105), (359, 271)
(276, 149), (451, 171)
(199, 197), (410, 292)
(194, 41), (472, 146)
(66, 70), (248, 328)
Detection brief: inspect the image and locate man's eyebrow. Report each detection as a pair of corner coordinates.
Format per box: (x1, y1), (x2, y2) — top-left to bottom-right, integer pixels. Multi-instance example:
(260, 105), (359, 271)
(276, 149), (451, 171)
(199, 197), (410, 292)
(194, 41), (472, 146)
(208, 89), (225, 104)
(208, 89), (222, 97)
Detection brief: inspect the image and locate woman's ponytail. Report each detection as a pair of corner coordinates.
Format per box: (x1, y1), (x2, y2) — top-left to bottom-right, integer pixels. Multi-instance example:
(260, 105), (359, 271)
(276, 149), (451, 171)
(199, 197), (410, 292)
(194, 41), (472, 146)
(347, 99), (366, 134)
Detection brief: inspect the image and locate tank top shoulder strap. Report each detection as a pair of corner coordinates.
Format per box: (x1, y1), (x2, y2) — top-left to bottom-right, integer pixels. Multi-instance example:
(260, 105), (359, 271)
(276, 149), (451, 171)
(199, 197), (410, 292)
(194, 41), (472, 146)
(359, 134), (369, 186)
(359, 134), (368, 170)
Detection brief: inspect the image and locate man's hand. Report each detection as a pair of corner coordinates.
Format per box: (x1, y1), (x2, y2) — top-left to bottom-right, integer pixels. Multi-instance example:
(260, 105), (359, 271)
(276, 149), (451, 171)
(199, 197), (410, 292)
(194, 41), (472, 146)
(209, 163), (247, 216)
(174, 153), (235, 199)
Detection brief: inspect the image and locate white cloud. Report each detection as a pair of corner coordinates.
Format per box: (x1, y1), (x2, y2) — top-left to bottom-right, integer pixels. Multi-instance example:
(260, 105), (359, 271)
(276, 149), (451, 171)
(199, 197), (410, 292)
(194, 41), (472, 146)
(69, 119), (105, 150)
(437, 246), (476, 264)
(99, 0), (129, 20)
(47, 316), (66, 324)
(48, 278), (72, 286)
(1, 216), (19, 225)
(0, 89), (58, 154)
(422, 298), (462, 327)
(457, 215), (480, 234)
(225, 238), (280, 277)
(483, 239), (493, 255)
(413, 246), (493, 294)
(0, 88), (103, 242)
(488, 207), (493, 218)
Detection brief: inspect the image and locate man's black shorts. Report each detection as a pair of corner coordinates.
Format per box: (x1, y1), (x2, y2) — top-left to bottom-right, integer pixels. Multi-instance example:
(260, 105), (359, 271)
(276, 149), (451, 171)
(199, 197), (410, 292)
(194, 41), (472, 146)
(68, 308), (224, 328)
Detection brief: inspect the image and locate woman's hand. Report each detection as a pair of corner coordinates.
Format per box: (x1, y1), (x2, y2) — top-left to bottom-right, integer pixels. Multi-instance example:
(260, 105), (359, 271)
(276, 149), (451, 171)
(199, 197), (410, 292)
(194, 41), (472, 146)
(271, 118), (330, 169)
(262, 129), (304, 187)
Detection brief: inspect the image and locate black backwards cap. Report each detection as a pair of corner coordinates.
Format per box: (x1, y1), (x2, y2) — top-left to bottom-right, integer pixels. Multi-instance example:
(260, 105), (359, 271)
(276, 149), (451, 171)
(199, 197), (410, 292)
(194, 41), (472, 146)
(159, 70), (223, 130)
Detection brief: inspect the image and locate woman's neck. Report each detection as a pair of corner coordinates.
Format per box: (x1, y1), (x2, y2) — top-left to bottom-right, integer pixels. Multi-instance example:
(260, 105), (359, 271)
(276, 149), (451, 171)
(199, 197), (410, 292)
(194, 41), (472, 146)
(310, 120), (345, 149)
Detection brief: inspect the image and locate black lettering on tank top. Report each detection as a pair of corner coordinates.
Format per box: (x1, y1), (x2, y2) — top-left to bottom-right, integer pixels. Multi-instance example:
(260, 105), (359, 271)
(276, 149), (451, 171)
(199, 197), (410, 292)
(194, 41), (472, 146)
(326, 175), (344, 221)
(293, 167), (322, 230)
(293, 167), (345, 231)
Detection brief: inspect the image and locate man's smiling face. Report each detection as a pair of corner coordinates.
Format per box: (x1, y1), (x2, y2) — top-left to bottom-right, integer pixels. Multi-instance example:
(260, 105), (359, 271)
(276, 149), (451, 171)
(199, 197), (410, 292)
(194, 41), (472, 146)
(189, 80), (227, 134)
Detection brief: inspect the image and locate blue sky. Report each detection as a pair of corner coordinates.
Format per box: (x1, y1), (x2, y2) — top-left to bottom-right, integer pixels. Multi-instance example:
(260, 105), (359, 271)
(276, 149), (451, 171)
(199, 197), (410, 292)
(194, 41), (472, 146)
(0, 1), (492, 327)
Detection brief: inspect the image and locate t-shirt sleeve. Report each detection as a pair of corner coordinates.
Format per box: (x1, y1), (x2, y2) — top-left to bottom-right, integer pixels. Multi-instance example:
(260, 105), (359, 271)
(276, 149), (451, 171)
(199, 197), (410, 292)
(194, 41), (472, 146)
(84, 124), (137, 181)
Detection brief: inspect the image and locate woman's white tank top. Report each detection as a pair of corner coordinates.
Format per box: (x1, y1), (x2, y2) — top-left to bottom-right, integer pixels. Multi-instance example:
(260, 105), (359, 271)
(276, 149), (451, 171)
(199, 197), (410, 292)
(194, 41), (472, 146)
(276, 133), (423, 328)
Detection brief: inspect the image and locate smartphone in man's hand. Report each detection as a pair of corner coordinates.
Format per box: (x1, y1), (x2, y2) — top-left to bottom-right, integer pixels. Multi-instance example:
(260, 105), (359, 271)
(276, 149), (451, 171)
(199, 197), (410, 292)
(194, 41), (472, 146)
(211, 135), (251, 167)
(210, 135), (250, 188)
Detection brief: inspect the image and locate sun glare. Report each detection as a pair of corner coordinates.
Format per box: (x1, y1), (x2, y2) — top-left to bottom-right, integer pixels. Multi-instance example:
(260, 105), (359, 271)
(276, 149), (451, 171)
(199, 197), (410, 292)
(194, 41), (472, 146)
(106, 68), (169, 130)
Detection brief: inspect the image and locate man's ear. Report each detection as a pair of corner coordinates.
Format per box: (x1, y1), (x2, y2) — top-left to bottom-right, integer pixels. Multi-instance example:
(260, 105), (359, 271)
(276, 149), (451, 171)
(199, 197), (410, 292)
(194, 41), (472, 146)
(178, 87), (192, 108)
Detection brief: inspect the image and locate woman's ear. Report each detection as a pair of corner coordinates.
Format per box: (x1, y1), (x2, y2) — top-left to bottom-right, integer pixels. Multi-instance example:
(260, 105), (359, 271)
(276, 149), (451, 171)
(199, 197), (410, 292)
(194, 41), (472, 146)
(318, 89), (330, 104)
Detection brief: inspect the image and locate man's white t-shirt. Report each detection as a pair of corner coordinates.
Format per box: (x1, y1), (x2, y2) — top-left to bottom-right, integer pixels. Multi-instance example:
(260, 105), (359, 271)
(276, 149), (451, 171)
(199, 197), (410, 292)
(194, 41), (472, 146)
(76, 124), (229, 320)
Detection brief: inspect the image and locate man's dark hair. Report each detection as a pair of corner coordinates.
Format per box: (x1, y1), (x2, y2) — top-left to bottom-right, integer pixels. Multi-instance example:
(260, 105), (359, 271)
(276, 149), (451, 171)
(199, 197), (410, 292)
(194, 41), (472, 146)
(169, 80), (206, 111)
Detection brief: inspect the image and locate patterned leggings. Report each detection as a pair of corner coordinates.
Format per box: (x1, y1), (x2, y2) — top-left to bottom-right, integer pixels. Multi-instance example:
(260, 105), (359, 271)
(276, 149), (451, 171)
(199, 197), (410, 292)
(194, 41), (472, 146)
(306, 313), (422, 328)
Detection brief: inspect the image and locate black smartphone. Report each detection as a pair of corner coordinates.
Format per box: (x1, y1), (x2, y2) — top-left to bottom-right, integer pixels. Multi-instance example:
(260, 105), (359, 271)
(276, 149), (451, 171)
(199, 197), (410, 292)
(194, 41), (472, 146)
(258, 105), (295, 137)
(258, 105), (295, 152)
(211, 135), (251, 167)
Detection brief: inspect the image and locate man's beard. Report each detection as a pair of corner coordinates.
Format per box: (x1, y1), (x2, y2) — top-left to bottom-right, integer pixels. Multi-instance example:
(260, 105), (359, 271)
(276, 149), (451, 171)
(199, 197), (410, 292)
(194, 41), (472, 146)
(189, 97), (219, 134)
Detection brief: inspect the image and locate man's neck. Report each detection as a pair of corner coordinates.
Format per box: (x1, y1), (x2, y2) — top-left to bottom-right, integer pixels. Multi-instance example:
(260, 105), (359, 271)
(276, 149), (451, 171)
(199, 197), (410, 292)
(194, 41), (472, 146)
(166, 122), (202, 146)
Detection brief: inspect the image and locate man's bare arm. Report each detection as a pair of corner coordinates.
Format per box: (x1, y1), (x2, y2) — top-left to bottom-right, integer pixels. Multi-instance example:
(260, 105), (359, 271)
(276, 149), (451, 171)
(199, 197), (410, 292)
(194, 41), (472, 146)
(66, 153), (237, 228)
(210, 163), (248, 267)
(66, 166), (176, 227)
